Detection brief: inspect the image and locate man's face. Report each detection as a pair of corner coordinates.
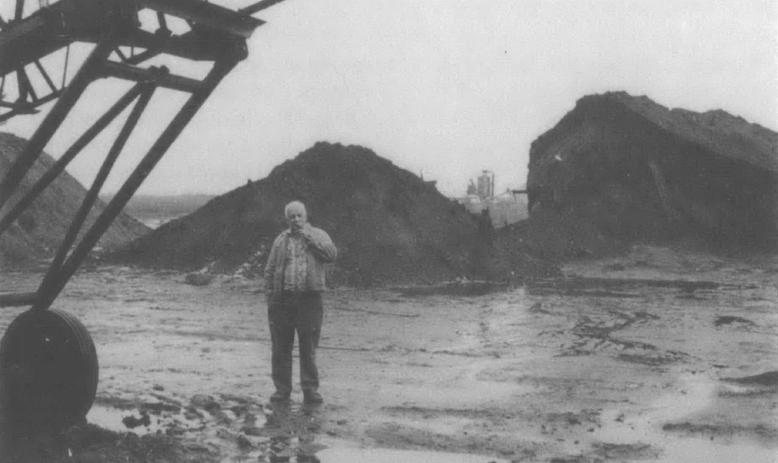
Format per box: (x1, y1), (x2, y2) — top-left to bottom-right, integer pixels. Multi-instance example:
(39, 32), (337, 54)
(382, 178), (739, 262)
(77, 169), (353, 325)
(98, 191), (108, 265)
(286, 208), (307, 231)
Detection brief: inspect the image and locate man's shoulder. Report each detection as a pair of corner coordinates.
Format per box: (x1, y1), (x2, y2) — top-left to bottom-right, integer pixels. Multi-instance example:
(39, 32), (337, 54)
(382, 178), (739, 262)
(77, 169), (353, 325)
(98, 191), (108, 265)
(273, 230), (290, 243)
(307, 225), (331, 237)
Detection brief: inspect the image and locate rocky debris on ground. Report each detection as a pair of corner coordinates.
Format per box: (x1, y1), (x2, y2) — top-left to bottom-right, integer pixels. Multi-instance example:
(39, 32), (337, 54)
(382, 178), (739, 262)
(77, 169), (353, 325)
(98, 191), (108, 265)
(519, 91), (778, 259)
(714, 315), (756, 328)
(0, 132), (149, 267)
(184, 273), (214, 286)
(185, 262), (217, 286)
(113, 142), (553, 286)
(77, 393), (325, 462)
(4, 391), (290, 462)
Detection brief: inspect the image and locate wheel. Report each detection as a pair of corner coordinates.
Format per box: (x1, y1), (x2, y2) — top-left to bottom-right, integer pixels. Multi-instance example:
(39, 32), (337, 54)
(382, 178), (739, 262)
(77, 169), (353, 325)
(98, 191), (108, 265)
(0, 308), (99, 434)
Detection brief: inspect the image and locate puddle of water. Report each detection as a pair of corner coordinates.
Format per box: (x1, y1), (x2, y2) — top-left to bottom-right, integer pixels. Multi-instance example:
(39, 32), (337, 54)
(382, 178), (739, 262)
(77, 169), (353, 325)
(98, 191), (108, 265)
(660, 438), (778, 463)
(527, 277), (736, 298)
(594, 375), (777, 463)
(317, 448), (508, 463)
(396, 281), (512, 297)
(87, 401), (252, 436)
(87, 405), (165, 436)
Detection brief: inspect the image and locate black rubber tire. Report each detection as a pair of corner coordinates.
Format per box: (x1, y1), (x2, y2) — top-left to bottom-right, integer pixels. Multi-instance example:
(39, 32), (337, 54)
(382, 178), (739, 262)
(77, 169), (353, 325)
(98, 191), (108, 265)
(0, 308), (99, 434)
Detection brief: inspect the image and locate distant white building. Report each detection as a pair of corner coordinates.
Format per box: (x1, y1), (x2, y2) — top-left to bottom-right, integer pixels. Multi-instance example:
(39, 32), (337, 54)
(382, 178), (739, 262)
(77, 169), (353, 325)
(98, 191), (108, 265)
(456, 190), (527, 228)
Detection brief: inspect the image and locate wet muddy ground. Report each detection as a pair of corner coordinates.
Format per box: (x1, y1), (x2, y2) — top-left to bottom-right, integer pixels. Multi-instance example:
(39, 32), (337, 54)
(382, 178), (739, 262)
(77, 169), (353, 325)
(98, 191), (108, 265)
(1, 244), (777, 462)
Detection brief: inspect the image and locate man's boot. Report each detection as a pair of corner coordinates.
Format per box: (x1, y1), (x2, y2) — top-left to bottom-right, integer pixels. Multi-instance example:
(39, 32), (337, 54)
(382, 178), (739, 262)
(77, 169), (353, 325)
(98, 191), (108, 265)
(270, 390), (291, 403)
(303, 390), (323, 404)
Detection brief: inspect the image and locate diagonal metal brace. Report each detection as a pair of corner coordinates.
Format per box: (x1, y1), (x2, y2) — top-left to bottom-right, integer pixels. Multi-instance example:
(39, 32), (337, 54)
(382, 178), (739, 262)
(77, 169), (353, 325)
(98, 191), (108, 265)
(0, 84), (146, 236)
(0, 39), (115, 211)
(33, 58), (239, 311)
(37, 80), (161, 306)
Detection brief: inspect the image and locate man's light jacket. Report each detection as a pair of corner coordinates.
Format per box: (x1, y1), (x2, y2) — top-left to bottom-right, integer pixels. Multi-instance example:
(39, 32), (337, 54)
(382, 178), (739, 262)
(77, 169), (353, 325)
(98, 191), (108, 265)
(264, 224), (337, 297)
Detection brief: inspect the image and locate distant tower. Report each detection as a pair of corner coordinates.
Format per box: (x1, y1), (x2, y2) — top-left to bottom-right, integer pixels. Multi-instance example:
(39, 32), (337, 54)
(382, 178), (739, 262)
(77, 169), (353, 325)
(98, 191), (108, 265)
(477, 170), (494, 200)
(466, 179), (477, 195)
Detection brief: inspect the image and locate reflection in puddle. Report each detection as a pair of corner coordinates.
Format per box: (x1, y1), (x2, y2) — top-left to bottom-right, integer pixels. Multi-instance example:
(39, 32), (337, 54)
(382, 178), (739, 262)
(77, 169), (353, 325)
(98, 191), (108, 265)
(87, 403), (210, 436)
(526, 276), (750, 299)
(317, 448), (508, 463)
(88, 405), (165, 436)
(396, 281), (512, 297)
(594, 376), (777, 463)
(259, 401), (326, 462)
(87, 396), (267, 437)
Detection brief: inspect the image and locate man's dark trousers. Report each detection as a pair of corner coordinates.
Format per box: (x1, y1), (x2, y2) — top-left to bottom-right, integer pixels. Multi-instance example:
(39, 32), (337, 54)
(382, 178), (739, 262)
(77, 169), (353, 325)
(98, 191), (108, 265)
(268, 291), (323, 396)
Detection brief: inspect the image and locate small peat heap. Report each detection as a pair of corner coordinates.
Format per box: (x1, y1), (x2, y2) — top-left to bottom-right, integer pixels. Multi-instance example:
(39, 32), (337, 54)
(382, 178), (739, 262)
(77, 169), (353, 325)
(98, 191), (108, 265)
(115, 142), (524, 286)
(0, 132), (149, 266)
(524, 92), (778, 257)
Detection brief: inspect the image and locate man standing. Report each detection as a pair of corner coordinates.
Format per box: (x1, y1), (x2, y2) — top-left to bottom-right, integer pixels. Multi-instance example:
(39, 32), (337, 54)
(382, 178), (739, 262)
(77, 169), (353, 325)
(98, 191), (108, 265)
(264, 201), (337, 404)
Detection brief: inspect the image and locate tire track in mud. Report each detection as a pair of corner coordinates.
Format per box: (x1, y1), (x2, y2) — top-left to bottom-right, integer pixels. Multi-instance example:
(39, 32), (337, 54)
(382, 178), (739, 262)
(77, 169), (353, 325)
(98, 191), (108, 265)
(529, 293), (691, 366)
(562, 307), (690, 366)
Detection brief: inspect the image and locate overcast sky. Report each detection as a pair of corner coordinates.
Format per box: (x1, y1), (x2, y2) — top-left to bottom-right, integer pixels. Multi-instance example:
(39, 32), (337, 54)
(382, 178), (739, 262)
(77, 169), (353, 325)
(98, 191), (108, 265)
(3, 0), (777, 197)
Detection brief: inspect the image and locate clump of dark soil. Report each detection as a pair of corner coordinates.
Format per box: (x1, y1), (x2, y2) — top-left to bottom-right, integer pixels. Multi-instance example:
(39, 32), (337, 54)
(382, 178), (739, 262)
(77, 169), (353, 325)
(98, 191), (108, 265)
(520, 91), (778, 259)
(113, 142), (555, 286)
(0, 132), (149, 267)
(722, 371), (778, 387)
(714, 315), (756, 328)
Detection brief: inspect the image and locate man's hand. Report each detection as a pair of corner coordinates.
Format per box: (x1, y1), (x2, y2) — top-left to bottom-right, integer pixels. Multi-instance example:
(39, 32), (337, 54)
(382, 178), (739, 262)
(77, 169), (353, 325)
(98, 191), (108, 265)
(298, 227), (314, 242)
(295, 224), (337, 263)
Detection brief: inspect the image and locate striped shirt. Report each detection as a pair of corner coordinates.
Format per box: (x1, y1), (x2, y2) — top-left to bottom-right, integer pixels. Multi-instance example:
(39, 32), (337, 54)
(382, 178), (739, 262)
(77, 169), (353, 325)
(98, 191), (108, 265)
(282, 233), (308, 291)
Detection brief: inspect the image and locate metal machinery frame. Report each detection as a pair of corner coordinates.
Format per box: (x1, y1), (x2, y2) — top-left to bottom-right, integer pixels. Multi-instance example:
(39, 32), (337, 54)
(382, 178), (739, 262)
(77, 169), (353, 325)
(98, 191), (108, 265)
(0, 0), (287, 437)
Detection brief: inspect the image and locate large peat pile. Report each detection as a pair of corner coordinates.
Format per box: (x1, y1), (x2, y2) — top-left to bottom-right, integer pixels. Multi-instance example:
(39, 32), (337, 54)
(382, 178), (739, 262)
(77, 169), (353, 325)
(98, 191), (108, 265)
(0, 132), (149, 266)
(114, 142), (539, 285)
(522, 92), (778, 257)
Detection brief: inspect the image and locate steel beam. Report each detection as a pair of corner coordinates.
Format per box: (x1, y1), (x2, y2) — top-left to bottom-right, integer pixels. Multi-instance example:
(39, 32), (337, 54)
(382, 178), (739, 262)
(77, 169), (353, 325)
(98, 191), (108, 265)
(15, 0), (25, 21)
(0, 92), (59, 123)
(33, 58), (238, 311)
(101, 28), (248, 62)
(0, 14), (67, 78)
(0, 84), (144, 237)
(0, 0), (259, 311)
(0, 292), (38, 308)
(100, 61), (201, 93)
(240, 0), (291, 15)
(0, 39), (114, 211)
(34, 59), (58, 93)
(37, 83), (159, 308)
(137, 0), (264, 39)
(0, 0), (139, 78)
